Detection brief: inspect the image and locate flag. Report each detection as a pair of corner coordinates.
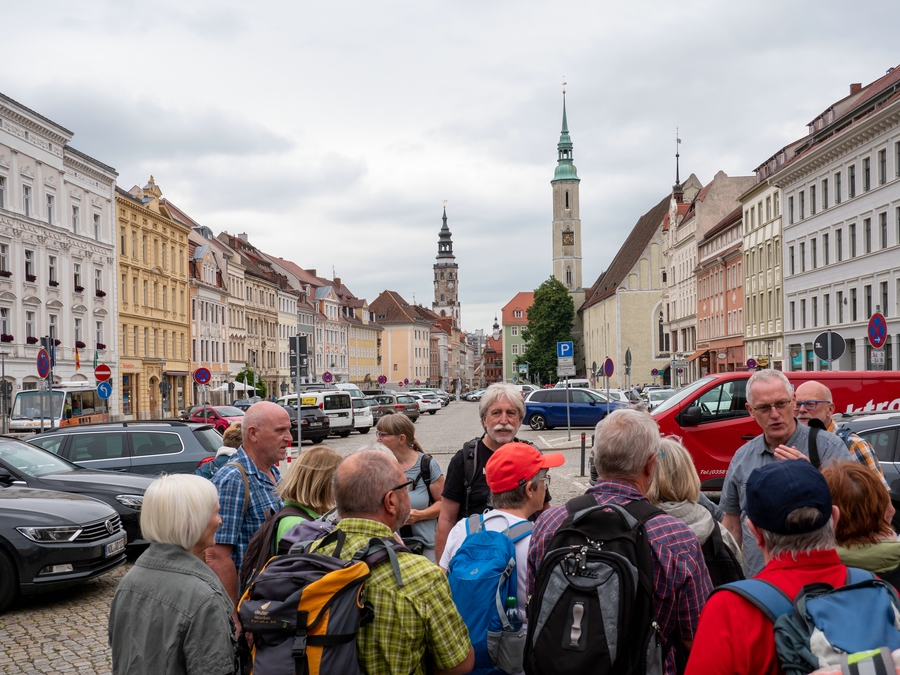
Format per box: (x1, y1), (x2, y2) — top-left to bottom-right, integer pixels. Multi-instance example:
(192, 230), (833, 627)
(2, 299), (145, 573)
(75, 348), (81, 370)
(93, 350), (98, 369)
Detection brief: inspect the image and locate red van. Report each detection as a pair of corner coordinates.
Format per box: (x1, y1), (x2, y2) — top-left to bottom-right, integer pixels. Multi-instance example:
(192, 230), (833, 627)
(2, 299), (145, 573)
(651, 371), (900, 489)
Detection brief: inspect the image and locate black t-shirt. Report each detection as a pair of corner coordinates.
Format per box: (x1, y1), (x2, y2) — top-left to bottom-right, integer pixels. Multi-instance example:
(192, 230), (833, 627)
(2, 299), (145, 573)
(442, 437), (551, 521)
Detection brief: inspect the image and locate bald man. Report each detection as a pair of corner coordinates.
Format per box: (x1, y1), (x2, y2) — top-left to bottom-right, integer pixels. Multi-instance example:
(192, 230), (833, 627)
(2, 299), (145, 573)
(795, 380), (887, 487)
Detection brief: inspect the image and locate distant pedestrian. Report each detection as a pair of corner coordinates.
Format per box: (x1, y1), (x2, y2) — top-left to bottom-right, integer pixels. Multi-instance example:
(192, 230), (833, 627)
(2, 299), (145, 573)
(109, 474), (235, 675)
(206, 402), (291, 608)
(721, 370), (851, 577)
(194, 421), (242, 479)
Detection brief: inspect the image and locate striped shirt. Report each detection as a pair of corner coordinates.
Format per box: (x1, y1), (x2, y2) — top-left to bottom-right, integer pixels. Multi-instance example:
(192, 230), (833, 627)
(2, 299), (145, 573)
(315, 518), (471, 675)
(527, 480), (713, 675)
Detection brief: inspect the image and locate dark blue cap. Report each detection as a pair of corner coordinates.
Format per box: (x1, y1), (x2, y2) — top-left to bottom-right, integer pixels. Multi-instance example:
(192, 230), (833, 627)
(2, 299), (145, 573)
(745, 460), (832, 535)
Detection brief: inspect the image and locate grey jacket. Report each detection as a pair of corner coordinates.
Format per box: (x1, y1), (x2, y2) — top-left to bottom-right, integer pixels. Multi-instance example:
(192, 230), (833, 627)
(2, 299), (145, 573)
(109, 543), (235, 675)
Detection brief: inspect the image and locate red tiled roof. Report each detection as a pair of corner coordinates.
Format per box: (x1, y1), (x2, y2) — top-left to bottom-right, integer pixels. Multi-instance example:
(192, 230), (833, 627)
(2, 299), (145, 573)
(501, 292), (534, 324)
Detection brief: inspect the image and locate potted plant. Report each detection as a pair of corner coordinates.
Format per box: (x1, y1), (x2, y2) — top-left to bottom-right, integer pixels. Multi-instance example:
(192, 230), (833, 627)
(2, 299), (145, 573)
(75, 340), (86, 349)
(26, 274), (37, 282)
(96, 342), (106, 350)
(95, 289), (107, 298)
(49, 279), (59, 287)
(26, 336), (39, 345)
(0, 270), (11, 278)
(0, 334), (12, 343)
(74, 285), (84, 293)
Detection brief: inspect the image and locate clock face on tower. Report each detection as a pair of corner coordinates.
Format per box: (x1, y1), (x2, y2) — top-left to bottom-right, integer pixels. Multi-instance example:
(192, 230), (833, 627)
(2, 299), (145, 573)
(447, 281), (455, 289)
(562, 231), (575, 246)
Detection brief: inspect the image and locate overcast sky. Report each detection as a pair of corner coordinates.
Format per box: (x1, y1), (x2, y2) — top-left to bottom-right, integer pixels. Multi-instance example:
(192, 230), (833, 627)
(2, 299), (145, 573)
(4, 1), (900, 334)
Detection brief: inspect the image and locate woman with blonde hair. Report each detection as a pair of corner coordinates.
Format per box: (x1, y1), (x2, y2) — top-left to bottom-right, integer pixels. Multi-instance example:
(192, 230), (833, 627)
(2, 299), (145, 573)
(274, 445), (343, 549)
(109, 474), (235, 674)
(649, 436), (742, 586)
(375, 413), (443, 560)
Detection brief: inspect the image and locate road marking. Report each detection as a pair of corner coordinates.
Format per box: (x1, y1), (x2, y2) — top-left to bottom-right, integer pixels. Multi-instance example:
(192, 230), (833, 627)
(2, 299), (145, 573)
(571, 480), (588, 491)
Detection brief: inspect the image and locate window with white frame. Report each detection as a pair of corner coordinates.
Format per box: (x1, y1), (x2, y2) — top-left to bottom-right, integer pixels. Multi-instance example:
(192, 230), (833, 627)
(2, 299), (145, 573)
(0, 307), (8, 334)
(25, 250), (34, 277)
(22, 184), (31, 217)
(512, 344), (519, 355)
(93, 213), (100, 240)
(96, 321), (104, 347)
(511, 326), (518, 336)
(46, 194), (55, 224)
(94, 268), (102, 293)
(74, 262), (82, 288)
(71, 204), (80, 233)
(74, 317), (82, 343)
(0, 243), (8, 273)
(514, 310), (522, 318)
(26, 311), (35, 338)
(49, 314), (57, 341)
(0, 176), (5, 207)
(48, 255), (57, 283)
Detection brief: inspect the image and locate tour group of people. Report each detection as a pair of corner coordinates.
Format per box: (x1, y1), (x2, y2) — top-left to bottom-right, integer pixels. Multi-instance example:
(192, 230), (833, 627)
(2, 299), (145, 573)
(105, 373), (900, 675)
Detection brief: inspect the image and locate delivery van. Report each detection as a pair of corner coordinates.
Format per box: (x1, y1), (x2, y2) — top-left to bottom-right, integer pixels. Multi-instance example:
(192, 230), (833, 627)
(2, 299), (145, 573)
(652, 370), (900, 490)
(277, 390), (353, 437)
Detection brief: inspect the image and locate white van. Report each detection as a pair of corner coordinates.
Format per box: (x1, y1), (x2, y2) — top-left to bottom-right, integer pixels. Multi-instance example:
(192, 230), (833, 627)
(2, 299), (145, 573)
(277, 390), (353, 437)
(553, 379), (592, 389)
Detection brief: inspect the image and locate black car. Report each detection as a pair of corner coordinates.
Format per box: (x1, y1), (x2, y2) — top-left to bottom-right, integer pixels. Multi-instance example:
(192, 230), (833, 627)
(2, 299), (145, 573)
(837, 411), (900, 529)
(0, 484), (127, 612)
(279, 405), (331, 445)
(27, 421), (220, 476)
(0, 437), (152, 550)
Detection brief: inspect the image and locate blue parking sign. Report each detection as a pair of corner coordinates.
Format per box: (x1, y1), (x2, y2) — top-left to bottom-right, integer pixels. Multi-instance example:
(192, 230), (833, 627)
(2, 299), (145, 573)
(557, 341), (574, 358)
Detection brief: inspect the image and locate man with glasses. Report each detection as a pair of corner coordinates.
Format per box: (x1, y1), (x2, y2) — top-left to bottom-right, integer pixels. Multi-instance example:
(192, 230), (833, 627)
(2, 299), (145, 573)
(721, 370), (851, 577)
(314, 450), (474, 675)
(795, 380), (887, 487)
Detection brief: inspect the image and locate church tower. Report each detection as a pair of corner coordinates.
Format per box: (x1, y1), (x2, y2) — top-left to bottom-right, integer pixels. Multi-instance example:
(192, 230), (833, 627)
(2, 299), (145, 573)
(551, 91), (582, 292)
(433, 205), (460, 326)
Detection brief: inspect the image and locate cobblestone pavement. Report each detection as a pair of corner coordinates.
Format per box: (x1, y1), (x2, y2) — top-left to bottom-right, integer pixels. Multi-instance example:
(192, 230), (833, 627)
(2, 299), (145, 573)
(0, 399), (600, 674)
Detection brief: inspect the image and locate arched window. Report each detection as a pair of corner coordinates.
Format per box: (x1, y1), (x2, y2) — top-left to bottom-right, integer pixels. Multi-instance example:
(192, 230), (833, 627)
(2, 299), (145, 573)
(565, 191), (569, 209)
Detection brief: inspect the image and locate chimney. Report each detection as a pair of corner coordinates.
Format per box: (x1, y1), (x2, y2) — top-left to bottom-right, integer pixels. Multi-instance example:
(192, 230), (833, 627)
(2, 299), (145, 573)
(238, 232), (249, 242)
(308, 269), (316, 277)
(850, 83), (862, 95)
(334, 277), (341, 287)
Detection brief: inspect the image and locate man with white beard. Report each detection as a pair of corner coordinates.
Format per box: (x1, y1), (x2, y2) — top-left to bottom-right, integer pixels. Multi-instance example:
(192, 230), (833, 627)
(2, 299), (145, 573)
(434, 383), (552, 562)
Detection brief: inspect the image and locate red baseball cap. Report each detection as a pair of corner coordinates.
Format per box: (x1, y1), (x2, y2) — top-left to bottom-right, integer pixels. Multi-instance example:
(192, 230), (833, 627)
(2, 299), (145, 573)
(485, 442), (565, 494)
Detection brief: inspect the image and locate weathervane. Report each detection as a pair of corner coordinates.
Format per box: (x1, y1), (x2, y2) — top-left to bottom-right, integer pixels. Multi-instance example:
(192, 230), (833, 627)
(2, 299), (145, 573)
(443, 199), (448, 209)
(562, 77), (567, 95)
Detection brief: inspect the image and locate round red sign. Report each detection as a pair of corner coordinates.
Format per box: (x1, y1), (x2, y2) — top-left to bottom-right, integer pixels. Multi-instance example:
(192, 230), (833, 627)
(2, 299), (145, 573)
(94, 363), (112, 382)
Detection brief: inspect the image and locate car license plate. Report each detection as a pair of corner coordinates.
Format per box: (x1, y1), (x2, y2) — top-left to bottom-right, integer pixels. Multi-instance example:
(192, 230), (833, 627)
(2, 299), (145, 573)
(105, 537), (126, 558)
(309, 422), (322, 427)
(328, 413), (339, 418)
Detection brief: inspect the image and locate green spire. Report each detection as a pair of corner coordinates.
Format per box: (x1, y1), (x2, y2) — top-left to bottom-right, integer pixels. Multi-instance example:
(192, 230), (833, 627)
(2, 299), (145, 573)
(553, 91), (580, 183)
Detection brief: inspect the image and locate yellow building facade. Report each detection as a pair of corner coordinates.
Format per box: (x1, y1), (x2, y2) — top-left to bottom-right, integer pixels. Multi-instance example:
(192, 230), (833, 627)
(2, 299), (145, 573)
(116, 177), (192, 418)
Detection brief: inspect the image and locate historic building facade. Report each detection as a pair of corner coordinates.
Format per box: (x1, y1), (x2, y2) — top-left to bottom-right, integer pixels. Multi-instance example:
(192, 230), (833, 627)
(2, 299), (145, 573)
(0, 93), (118, 409)
(432, 206), (460, 327)
(370, 290), (433, 386)
(501, 292), (533, 382)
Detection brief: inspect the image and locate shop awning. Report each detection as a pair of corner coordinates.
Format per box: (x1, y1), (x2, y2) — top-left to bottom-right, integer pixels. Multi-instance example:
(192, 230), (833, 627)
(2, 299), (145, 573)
(164, 370), (190, 377)
(686, 349), (707, 363)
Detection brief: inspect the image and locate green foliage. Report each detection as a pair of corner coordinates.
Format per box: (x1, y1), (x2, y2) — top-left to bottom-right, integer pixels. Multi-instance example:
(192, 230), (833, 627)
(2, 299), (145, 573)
(518, 276), (576, 385)
(235, 368), (267, 398)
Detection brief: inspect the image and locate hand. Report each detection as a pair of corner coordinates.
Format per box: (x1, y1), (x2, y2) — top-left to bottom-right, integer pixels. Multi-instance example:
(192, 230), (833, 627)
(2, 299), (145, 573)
(774, 445), (809, 462)
(407, 509), (423, 525)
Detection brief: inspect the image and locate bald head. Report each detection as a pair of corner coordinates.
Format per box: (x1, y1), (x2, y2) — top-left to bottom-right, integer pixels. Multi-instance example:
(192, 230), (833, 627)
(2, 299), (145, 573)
(335, 451), (408, 529)
(794, 381), (835, 427)
(241, 401), (292, 468)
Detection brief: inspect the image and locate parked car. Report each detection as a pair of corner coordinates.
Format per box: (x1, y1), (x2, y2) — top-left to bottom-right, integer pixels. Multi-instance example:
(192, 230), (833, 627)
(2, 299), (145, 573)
(279, 405), (330, 445)
(553, 379), (593, 389)
(371, 394), (420, 422)
(364, 396), (386, 422)
(407, 392), (441, 415)
(512, 384), (541, 398)
(26, 421), (221, 476)
(351, 398), (374, 434)
(645, 388), (676, 410)
(1, 437), (151, 550)
(465, 389), (486, 402)
(290, 391), (354, 438)
(187, 405), (244, 433)
(409, 387), (450, 405)
(231, 397), (262, 411)
(524, 388), (627, 430)
(0, 483), (127, 612)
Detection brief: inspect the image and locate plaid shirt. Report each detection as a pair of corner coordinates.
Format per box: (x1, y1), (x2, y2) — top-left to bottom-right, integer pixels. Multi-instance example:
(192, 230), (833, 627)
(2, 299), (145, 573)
(316, 518), (471, 675)
(211, 447), (281, 576)
(527, 480), (713, 675)
(827, 419), (888, 487)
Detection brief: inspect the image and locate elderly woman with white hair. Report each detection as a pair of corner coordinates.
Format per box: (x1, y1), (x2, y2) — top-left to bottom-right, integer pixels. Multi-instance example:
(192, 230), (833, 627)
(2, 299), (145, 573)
(108, 474), (236, 675)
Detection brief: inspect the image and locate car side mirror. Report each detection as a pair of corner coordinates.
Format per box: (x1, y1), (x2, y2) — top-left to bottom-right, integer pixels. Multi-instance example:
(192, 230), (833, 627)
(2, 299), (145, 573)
(0, 467), (14, 486)
(588, 400), (596, 406)
(680, 406), (703, 427)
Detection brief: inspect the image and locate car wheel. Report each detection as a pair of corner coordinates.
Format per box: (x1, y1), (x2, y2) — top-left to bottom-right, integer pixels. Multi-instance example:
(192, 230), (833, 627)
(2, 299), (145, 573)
(428, 410), (437, 415)
(358, 427), (370, 435)
(0, 549), (18, 613)
(338, 430), (352, 438)
(529, 414), (547, 431)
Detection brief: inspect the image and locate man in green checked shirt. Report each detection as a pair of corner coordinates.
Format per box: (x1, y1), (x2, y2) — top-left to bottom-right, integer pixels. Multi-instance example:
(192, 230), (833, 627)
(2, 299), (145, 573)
(315, 450), (474, 675)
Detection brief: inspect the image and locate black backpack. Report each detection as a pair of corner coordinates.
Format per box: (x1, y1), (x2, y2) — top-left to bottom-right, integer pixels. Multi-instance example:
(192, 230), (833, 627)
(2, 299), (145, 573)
(525, 496), (665, 675)
(239, 504), (308, 593)
(701, 523), (744, 587)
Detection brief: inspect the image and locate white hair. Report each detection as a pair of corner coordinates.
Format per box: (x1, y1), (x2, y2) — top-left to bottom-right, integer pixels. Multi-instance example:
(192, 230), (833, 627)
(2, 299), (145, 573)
(593, 408), (659, 480)
(479, 383), (525, 421)
(140, 474), (219, 551)
(747, 369), (793, 406)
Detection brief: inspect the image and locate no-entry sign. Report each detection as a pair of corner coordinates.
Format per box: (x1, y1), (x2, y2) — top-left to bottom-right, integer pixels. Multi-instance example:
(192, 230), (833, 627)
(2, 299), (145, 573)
(94, 364), (112, 382)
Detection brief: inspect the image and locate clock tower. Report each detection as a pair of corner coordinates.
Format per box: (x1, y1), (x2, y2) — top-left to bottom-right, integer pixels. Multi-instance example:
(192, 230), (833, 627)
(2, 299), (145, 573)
(551, 91), (582, 292)
(433, 205), (461, 327)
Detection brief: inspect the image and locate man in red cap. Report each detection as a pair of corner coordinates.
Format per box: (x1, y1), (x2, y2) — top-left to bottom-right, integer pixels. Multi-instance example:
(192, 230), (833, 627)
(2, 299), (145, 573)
(440, 442), (565, 611)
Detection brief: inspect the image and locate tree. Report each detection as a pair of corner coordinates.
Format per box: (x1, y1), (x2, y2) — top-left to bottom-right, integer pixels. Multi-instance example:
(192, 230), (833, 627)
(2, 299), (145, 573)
(235, 368), (267, 399)
(518, 276), (576, 385)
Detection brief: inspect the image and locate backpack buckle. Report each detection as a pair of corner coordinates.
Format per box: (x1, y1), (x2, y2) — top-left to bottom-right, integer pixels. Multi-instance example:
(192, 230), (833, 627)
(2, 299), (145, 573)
(292, 632), (308, 659)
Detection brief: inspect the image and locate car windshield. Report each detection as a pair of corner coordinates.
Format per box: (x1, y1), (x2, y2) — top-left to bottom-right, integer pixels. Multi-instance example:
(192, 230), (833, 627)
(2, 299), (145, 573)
(11, 391), (66, 420)
(1, 438), (76, 476)
(651, 377), (715, 415)
(649, 390), (675, 402)
(352, 399), (369, 409)
(192, 427), (222, 453)
(214, 406), (245, 417)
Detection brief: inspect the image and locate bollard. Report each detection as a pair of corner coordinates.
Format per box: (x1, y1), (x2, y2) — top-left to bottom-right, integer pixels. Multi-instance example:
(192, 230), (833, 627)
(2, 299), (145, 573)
(580, 433), (586, 477)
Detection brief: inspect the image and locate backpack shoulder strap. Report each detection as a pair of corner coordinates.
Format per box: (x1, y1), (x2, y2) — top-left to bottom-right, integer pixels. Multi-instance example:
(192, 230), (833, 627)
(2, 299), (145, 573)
(356, 537), (409, 587)
(808, 426), (822, 469)
(419, 453), (434, 506)
(846, 567), (876, 585)
(715, 579), (794, 623)
(506, 520), (533, 544)
(836, 426), (854, 448)
(564, 494), (598, 517)
(225, 461), (250, 516)
(621, 499), (665, 525)
(462, 438), (480, 515)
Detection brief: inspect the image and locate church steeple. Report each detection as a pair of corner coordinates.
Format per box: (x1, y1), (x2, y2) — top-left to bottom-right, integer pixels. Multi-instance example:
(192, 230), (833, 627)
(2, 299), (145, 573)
(553, 90), (580, 183)
(433, 204), (460, 327)
(436, 205), (454, 260)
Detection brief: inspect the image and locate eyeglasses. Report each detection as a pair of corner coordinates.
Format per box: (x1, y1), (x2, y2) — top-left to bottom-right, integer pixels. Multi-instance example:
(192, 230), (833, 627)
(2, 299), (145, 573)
(540, 474), (552, 487)
(796, 400), (829, 410)
(382, 479), (414, 502)
(749, 400), (793, 415)
(375, 431), (395, 439)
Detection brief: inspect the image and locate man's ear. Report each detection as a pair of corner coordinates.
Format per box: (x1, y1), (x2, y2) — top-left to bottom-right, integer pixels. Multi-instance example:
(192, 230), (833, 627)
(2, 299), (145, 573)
(832, 504), (840, 529)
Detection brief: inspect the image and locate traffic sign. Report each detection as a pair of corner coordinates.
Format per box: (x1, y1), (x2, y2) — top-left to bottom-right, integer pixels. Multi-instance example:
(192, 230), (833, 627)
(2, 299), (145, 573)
(513, 376), (519, 383)
(868, 312), (887, 349)
(94, 364), (112, 382)
(322, 371), (333, 384)
(398, 381), (403, 387)
(36, 349), (51, 379)
(872, 350), (886, 366)
(651, 368), (659, 376)
(677, 368), (684, 375)
(746, 358), (757, 369)
(415, 379), (421, 385)
(813, 330), (846, 362)
(557, 364), (576, 377)
(378, 375), (387, 385)
(96, 381), (113, 400)
(603, 358), (614, 378)
(557, 341), (574, 359)
(193, 367), (211, 385)
(404, 378), (409, 385)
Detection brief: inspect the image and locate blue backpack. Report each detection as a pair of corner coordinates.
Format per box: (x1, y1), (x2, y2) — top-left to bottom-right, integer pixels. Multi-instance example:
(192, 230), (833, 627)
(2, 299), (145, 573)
(719, 567), (900, 675)
(448, 513), (533, 675)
